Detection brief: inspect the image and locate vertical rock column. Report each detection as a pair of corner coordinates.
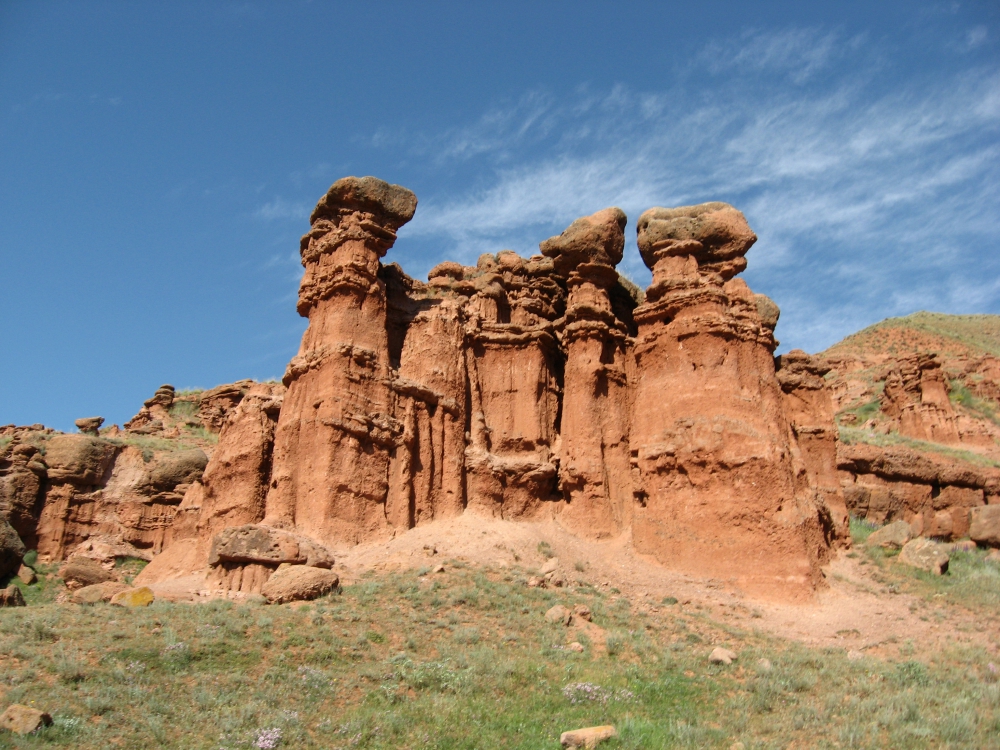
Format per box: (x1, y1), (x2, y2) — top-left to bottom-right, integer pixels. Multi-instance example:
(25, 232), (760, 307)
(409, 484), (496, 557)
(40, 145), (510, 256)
(264, 177), (417, 544)
(540, 208), (633, 537)
(629, 203), (828, 597)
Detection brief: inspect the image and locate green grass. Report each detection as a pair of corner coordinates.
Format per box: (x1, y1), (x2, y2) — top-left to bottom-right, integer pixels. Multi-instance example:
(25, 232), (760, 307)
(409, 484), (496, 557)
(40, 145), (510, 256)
(838, 426), (1000, 469)
(1, 565), (999, 748)
(0, 437), (11, 452)
(950, 380), (1000, 426)
(850, 517), (1000, 616)
(823, 311), (1000, 359)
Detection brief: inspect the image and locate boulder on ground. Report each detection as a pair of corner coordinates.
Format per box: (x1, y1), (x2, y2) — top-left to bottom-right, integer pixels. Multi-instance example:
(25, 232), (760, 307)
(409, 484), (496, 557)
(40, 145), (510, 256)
(969, 505), (1000, 547)
(17, 564), (35, 585)
(209, 525), (334, 568)
(110, 586), (155, 607)
(545, 604), (573, 625)
(865, 520), (912, 549)
(710, 647), (738, 665)
(539, 557), (559, 575)
(58, 557), (114, 589)
(574, 604), (592, 622)
(260, 565), (339, 604)
(71, 581), (128, 604)
(0, 704), (52, 735)
(0, 517), (26, 578)
(899, 538), (949, 575)
(560, 725), (617, 749)
(0, 585), (25, 607)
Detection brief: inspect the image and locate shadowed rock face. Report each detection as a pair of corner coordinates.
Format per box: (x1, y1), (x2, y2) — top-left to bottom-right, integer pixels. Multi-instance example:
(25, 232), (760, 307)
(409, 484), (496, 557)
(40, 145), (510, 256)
(145, 181), (846, 599)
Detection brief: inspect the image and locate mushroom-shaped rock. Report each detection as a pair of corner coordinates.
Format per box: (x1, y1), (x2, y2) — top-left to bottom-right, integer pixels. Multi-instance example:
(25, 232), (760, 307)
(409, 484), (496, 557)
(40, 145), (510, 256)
(540, 207), (627, 276)
(636, 202), (756, 277)
(310, 176), (417, 236)
(74, 416), (104, 435)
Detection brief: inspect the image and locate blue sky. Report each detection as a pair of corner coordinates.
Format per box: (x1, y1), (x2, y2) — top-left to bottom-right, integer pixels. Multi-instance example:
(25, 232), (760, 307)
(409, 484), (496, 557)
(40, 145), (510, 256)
(1, 1), (998, 431)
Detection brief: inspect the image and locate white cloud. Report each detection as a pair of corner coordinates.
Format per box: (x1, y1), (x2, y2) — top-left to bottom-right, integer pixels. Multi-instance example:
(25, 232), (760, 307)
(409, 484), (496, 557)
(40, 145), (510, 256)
(383, 28), (1000, 354)
(255, 197), (309, 221)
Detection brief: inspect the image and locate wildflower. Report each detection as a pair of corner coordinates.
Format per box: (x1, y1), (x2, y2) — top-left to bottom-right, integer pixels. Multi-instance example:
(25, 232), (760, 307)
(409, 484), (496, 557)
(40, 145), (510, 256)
(253, 727), (282, 749)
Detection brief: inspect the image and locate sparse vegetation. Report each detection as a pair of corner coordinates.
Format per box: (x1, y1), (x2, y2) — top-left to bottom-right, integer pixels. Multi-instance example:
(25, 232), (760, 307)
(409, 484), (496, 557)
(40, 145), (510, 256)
(824, 311), (1000, 359)
(1, 564), (999, 748)
(838, 426), (1000, 469)
(950, 380), (1000, 426)
(850, 517), (1000, 616)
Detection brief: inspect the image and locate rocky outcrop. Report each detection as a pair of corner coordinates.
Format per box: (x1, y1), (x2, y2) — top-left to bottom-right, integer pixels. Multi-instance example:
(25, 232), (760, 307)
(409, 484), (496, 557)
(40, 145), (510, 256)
(775, 350), (850, 545)
(627, 203), (833, 593)
(838, 442), (999, 539)
(17, 177), (858, 599)
(540, 208), (633, 538)
(126, 177), (852, 599)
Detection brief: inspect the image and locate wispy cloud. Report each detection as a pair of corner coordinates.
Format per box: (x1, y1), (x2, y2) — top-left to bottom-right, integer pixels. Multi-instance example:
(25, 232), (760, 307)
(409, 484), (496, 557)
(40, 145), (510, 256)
(255, 196), (309, 221)
(390, 28), (999, 353)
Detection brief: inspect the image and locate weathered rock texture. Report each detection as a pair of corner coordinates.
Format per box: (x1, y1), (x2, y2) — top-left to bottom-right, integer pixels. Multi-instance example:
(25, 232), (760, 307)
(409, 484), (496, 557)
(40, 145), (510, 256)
(819, 313), (1000, 544)
(0, 379), (263, 565)
(139, 177), (848, 598)
(627, 204), (836, 590)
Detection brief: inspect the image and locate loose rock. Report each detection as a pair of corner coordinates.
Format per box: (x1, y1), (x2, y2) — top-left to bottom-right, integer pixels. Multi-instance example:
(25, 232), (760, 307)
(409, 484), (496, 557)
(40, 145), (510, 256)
(899, 538), (949, 574)
(970, 505), (1000, 547)
(17, 564), (35, 585)
(560, 725), (617, 748)
(545, 604), (573, 625)
(0, 704), (52, 735)
(110, 586), (155, 607)
(261, 564), (339, 604)
(710, 647), (737, 665)
(58, 557), (114, 589)
(567, 642), (585, 652)
(574, 604), (592, 622)
(539, 557), (559, 575)
(865, 520), (912, 549)
(71, 581), (128, 604)
(0, 585), (25, 607)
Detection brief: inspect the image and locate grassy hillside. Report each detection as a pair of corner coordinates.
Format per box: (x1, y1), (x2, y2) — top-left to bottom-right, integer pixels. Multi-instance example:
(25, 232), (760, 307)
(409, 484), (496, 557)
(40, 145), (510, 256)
(822, 311), (1000, 360)
(2, 559), (1000, 748)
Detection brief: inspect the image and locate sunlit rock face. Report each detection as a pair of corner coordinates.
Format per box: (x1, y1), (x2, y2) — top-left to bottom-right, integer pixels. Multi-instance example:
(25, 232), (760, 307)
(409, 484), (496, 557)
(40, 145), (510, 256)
(146, 177), (845, 599)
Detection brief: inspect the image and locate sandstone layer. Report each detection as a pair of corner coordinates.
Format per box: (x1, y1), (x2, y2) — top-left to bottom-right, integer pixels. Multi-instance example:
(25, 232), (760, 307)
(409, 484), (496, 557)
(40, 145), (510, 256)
(139, 176), (849, 599)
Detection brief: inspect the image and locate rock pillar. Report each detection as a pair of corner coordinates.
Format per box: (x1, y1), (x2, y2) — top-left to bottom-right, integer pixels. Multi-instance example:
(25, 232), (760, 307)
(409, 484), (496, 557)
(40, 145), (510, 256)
(263, 177), (417, 544)
(540, 209), (633, 537)
(629, 203), (828, 597)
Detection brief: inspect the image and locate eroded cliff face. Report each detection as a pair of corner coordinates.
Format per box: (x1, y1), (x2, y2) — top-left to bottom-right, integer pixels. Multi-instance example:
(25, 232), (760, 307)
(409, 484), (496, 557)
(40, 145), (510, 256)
(132, 176), (847, 599)
(626, 204), (834, 592)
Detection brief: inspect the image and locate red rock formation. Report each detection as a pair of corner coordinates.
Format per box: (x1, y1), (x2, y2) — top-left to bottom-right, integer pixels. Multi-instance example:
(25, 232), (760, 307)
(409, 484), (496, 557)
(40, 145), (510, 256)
(262, 177), (417, 543)
(627, 203), (832, 594)
(776, 350), (850, 546)
(96, 178), (855, 598)
(539, 208), (633, 538)
(838, 442), (997, 539)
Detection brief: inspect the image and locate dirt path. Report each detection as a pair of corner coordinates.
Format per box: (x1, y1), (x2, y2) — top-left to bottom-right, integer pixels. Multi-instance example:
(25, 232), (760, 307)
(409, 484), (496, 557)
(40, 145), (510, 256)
(329, 514), (1000, 659)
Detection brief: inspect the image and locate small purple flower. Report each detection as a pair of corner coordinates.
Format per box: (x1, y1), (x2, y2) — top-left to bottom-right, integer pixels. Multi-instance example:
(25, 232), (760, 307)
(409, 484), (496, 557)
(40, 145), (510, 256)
(253, 727), (282, 749)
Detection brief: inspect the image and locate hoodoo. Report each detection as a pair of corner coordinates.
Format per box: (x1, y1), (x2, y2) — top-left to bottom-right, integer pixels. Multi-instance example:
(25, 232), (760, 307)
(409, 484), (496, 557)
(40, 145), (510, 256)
(138, 177), (849, 598)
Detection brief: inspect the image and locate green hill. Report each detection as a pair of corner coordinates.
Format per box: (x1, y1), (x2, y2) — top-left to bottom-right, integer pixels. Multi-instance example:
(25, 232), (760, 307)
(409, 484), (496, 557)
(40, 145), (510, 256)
(822, 311), (1000, 360)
